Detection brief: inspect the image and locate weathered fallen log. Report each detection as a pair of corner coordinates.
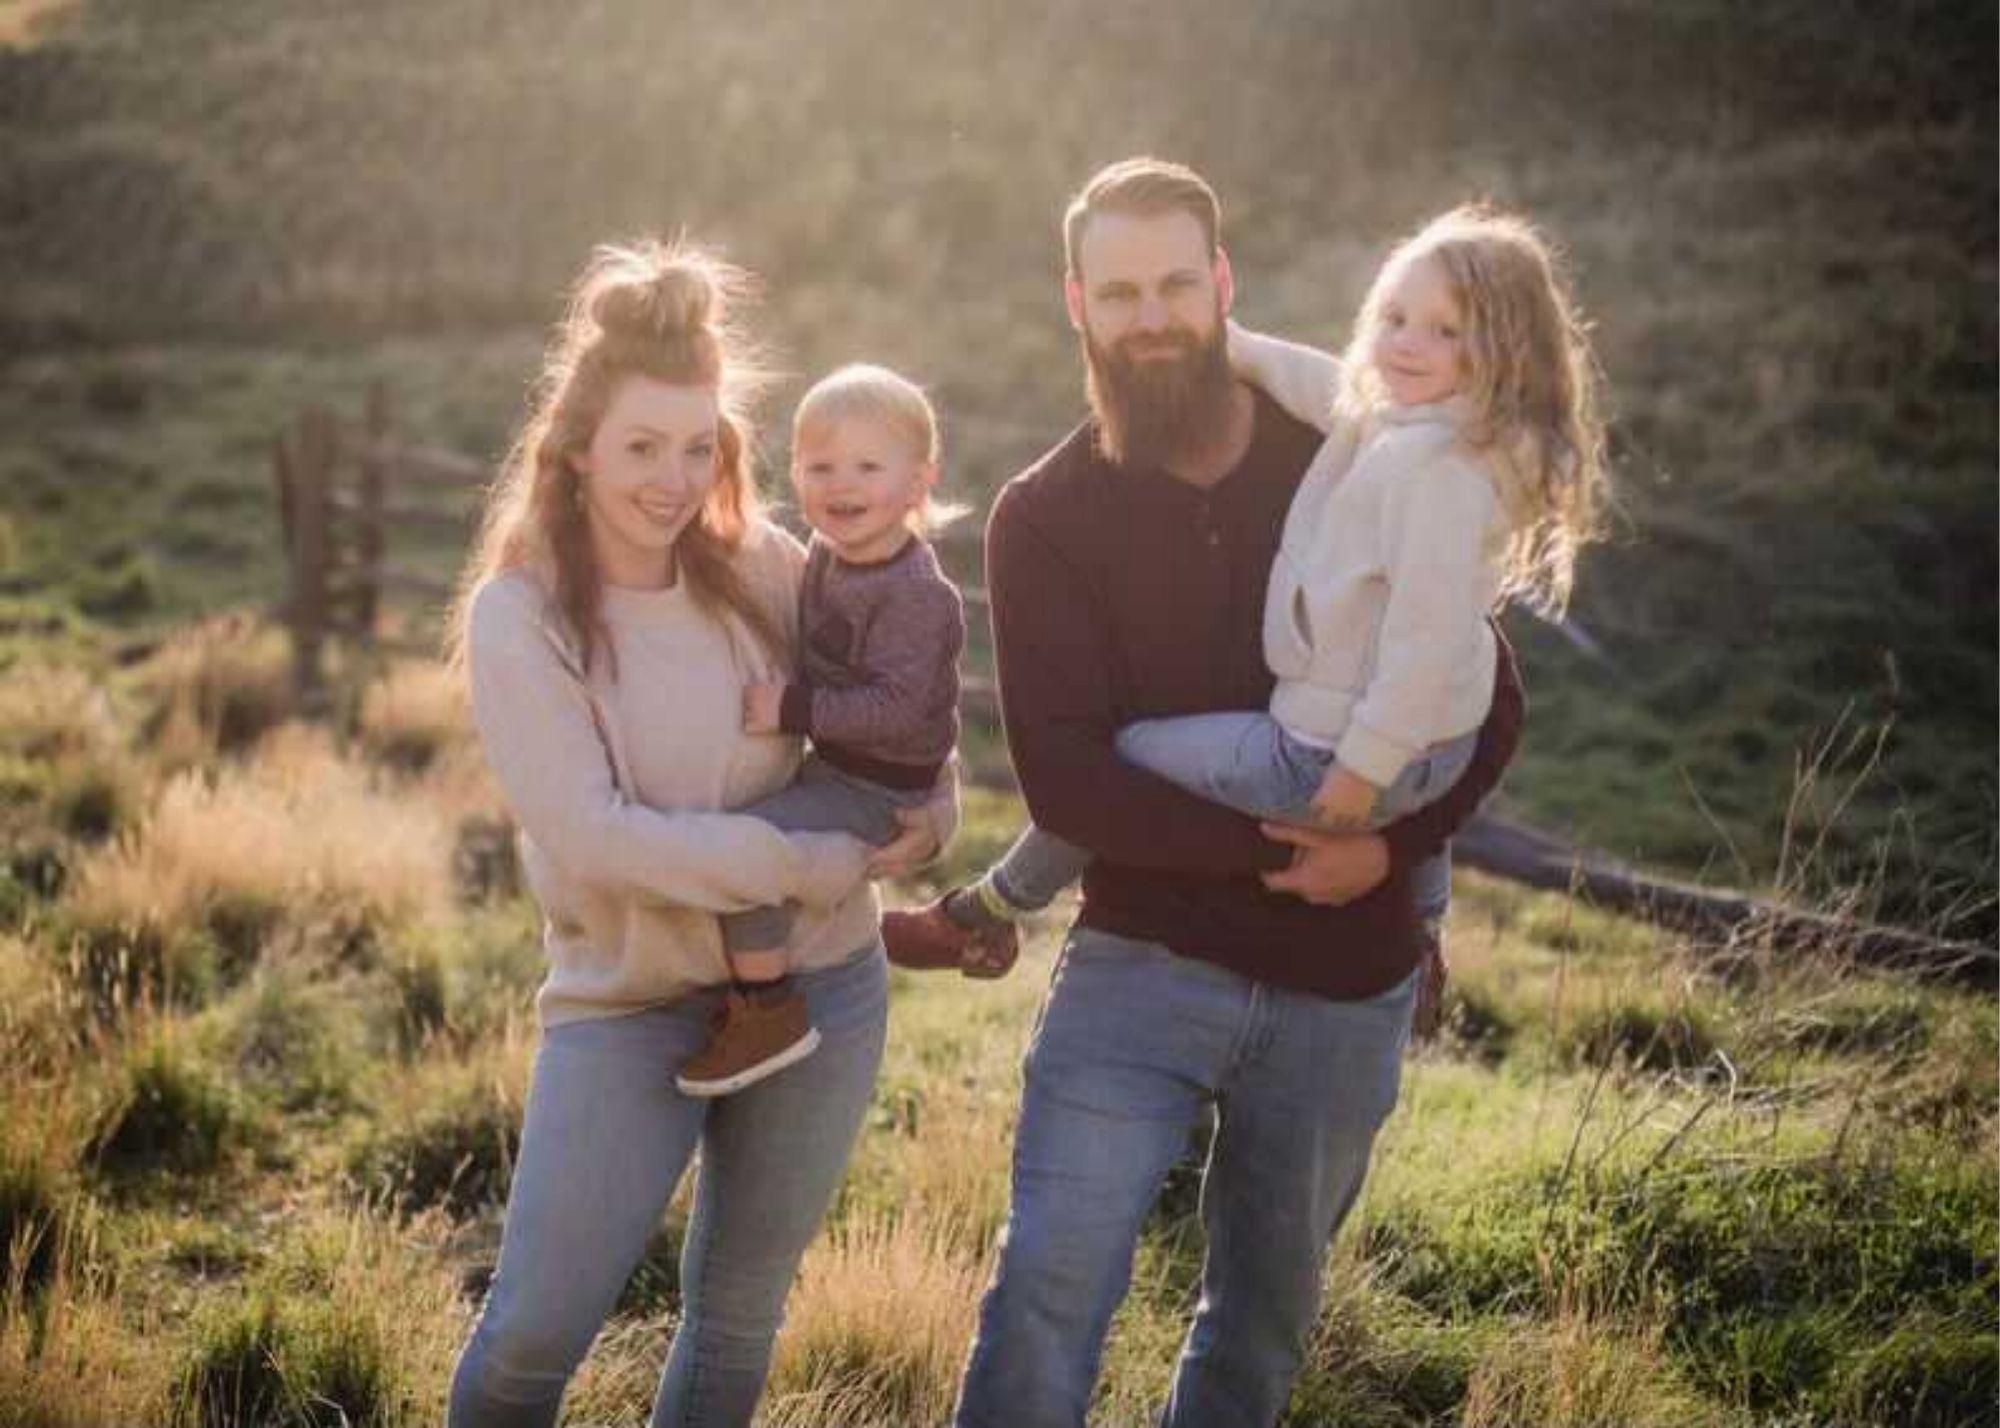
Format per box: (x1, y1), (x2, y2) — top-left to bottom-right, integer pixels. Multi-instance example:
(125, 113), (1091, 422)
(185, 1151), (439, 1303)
(957, 737), (1991, 985)
(1453, 816), (1995, 986)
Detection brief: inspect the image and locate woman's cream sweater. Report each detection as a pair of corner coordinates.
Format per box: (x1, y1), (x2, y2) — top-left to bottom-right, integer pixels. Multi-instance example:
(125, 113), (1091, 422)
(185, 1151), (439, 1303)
(466, 522), (881, 1027)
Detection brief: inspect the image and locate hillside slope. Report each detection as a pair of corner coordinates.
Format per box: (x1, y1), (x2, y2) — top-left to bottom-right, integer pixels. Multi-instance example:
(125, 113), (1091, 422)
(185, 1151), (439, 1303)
(0, 0), (1993, 926)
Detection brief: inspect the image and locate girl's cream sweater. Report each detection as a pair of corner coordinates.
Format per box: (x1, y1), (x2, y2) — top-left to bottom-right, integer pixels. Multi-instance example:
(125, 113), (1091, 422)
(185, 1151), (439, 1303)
(1233, 327), (1506, 789)
(466, 522), (884, 1027)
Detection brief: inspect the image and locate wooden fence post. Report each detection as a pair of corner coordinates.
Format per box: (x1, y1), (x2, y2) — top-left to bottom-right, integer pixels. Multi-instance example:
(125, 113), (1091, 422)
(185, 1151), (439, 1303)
(354, 383), (390, 638)
(286, 406), (337, 709)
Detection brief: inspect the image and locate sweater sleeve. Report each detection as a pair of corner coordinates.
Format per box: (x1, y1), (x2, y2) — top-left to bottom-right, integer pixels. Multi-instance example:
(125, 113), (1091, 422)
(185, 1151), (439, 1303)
(466, 576), (858, 912)
(1228, 320), (1342, 434)
(797, 578), (965, 748)
(989, 486), (1288, 875)
(1378, 623), (1524, 872)
(1337, 457), (1502, 786)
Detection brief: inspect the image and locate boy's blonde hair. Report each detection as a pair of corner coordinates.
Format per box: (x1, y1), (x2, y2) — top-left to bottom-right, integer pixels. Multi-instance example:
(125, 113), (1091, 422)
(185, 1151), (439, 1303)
(791, 363), (968, 536)
(1340, 204), (1609, 617)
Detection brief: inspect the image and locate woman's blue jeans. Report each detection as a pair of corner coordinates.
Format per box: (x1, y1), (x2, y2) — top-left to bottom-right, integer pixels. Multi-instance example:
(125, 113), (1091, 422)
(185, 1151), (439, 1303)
(954, 928), (1416, 1428)
(446, 946), (888, 1428)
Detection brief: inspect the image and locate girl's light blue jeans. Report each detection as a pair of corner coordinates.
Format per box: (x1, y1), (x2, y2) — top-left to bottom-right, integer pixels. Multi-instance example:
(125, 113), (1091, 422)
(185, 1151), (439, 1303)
(446, 945), (888, 1428)
(990, 712), (1478, 922)
(954, 928), (1418, 1428)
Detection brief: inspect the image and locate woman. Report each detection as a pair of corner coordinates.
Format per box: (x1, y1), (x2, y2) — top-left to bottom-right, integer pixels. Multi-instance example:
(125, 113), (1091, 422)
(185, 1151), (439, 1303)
(445, 239), (951, 1427)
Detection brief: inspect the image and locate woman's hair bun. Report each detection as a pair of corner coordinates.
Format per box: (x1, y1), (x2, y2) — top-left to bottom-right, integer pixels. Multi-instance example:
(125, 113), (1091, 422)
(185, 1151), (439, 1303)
(586, 249), (720, 342)
(576, 238), (732, 344)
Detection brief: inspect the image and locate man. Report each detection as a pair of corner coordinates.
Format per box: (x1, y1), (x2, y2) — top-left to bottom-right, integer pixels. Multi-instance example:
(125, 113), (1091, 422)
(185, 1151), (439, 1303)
(930, 158), (1525, 1427)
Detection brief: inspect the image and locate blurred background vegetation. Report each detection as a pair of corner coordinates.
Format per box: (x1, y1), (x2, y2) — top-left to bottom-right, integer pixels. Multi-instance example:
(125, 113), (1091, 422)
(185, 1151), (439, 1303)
(1, 0), (1993, 927)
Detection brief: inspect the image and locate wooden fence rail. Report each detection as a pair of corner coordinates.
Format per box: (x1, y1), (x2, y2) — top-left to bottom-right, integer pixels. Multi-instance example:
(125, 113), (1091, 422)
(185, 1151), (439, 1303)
(271, 391), (1992, 983)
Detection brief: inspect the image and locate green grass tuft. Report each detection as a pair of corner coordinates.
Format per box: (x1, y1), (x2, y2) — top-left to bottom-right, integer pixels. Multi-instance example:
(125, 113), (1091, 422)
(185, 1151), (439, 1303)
(88, 1038), (256, 1184)
(171, 1290), (407, 1428)
(346, 1068), (519, 1218)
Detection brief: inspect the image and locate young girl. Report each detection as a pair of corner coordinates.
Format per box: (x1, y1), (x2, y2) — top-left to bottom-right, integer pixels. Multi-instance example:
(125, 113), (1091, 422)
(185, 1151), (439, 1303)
(889, 204), (1606, 978)
(676, 363), (974, 1096)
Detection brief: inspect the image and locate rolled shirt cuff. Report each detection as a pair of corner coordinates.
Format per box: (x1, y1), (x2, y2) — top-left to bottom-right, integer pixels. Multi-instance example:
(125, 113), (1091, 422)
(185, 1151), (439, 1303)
(778, 683), (814, 738)
(1335, 720), (1417, 791)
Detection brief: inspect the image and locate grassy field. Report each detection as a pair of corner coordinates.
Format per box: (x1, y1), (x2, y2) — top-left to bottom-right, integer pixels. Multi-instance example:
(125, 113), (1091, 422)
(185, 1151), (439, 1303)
(0, 3), (1994, 1423)
(0, 630), (1991, 1426)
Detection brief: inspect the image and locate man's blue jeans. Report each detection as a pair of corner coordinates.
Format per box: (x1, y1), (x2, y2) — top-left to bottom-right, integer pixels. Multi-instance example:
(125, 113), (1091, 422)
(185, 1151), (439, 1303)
(955, 928), (1416, 1428)
(447, 946), (888, 1428)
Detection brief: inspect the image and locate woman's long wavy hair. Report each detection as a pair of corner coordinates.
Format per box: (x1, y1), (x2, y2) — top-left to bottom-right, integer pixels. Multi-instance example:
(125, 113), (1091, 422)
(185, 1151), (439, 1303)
(447, 239), (786, 678)
(1338, 205), (1609, 617)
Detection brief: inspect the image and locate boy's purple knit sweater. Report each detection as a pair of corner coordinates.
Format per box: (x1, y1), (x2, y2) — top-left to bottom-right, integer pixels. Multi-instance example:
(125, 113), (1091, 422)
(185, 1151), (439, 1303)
(776, 533), (965, 789)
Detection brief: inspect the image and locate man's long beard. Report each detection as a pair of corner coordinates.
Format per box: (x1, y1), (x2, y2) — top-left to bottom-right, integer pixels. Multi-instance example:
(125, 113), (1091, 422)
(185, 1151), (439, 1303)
(1084, 318), (1236, 472)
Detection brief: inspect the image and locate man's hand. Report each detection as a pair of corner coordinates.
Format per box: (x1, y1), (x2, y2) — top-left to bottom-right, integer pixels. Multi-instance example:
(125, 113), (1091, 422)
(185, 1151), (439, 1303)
(742, 681), (786, 734)
(1310, 763), (1379, 828)
(867, 805), (942, 878)
(1259, 821), (1390, 906)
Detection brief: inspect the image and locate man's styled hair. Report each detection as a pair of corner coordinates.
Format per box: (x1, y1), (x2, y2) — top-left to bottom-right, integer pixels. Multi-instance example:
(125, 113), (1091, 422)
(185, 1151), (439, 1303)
(1062, 157), (1222, 277)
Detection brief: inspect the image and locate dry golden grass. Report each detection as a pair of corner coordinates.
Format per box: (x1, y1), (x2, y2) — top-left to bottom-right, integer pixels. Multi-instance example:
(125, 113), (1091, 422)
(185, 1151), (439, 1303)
(0, 1261), (167, 1428)
(765, 1211), (986, 1427)
(131, 617), (294, 768)
(0, 0), (77, 51)
(1459, 1296), (1728, 1428)
(0, 663), (117, 762)
(68, 729), (454, 951)
(0, 932), (65, 1065)
(876, 1089), (1014, 1252)
(358, 660), (472, 773)
(279, 1211), (470, 1410)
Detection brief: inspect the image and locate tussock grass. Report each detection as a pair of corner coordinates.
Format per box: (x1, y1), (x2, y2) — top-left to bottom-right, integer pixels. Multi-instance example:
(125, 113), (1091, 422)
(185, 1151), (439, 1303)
(357, 660), (469, 774)
(86, 1032), (259, 1186)
(0, 1143), (82, 1299)
(766, 1212), (984, 1427)
(169, 1213), (462, 1428)
(1459, 1297), (1731, 1428)
(345, 1030), (529, 1218)
(211, 967), (371, 1115)
(0, 663), (118, 764)
(132, 617), (294, 766)
(64, 733), (454, 1000)
(1565, 999), (1724, 1075)
(0, 661), (142, 843)
(0, 929), (84, 1073)
(0, 1257), (166, 1428)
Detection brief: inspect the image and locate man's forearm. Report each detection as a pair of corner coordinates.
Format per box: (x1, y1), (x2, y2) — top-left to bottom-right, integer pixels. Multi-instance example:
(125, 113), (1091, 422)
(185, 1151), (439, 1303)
(991, 500), (1286, 877)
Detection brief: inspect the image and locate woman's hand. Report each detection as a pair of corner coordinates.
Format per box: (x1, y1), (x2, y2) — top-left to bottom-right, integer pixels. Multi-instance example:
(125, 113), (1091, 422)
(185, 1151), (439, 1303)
(1258, 822), (1390, 905)
(866, 806), (942, 878)
(742, 681), (786, 734)
(866, 759), (960, 878)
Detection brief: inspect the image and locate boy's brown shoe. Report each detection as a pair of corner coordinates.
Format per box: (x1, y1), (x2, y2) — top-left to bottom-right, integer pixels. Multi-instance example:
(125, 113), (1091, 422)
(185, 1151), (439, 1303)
(675, 986), (821, 1097)
(882, 897), (1019, 980)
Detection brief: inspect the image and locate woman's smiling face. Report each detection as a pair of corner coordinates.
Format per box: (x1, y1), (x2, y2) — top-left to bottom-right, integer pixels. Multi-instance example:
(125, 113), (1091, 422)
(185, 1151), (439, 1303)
(574, 376), (720, 587)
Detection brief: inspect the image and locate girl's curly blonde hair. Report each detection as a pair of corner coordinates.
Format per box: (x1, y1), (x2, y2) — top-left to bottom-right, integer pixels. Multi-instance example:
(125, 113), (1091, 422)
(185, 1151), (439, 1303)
(1339, 204), (1609, 616)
